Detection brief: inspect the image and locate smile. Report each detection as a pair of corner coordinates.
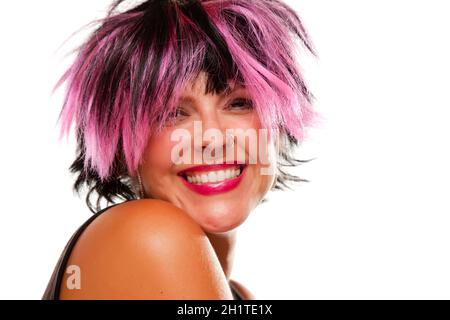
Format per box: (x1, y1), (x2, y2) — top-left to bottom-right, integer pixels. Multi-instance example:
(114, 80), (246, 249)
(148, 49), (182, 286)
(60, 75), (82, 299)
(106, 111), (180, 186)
(177, 163), (247, 196)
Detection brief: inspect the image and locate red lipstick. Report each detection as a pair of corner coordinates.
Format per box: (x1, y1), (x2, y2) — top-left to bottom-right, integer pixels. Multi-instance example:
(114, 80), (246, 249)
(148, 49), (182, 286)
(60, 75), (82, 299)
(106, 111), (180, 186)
(177, 162), (247, 196)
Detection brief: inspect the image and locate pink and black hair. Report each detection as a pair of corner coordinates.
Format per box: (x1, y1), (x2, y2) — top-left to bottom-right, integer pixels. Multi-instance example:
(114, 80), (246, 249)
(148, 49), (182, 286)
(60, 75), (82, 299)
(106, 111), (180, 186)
(55, 0), (320, 213)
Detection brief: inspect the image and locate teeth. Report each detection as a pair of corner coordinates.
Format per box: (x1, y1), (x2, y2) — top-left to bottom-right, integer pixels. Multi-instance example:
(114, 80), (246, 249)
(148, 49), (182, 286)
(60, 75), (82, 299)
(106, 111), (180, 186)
(208, 172), (217, 183)
(185, 167), (243, 184)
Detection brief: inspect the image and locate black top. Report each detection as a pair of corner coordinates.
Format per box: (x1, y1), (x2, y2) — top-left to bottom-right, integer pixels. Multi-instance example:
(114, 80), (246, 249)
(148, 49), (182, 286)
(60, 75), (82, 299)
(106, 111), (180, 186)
(42, 200), (243, 300)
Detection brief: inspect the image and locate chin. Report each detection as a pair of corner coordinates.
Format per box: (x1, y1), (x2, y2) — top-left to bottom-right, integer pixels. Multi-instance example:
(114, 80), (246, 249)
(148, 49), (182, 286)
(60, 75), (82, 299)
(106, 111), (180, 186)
(194, 209), (248, 234)
(201, 222), (238, 234)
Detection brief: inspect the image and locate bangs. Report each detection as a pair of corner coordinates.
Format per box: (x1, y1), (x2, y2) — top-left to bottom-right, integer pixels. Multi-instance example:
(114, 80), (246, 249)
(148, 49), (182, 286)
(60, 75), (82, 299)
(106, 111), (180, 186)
(56, 0), (319, 181)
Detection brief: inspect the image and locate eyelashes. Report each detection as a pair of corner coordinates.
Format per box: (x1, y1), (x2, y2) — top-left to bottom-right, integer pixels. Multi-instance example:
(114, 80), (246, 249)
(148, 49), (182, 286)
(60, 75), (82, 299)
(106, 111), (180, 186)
(168, 97), (254, 122)
(226, 98), (254, 111)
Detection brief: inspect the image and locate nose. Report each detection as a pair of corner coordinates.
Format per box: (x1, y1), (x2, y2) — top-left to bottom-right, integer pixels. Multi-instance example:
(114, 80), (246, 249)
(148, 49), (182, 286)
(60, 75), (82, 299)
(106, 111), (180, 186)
(200, 109), (223, 136)
(193, 111), (235, 162)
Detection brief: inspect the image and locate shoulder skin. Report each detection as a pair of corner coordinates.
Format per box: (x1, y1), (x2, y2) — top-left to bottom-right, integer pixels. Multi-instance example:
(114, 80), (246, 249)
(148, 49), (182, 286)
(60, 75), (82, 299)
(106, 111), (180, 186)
(59, 199), (234, 299)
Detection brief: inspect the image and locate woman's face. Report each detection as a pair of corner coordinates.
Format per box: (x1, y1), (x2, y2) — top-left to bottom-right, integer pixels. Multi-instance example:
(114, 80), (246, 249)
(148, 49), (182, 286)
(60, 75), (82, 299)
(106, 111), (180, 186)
(139, 72), (278, 234)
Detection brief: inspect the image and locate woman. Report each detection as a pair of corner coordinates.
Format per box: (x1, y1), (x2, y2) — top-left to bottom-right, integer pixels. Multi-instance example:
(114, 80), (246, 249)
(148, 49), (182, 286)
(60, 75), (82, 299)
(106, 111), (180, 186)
(42, 0), (319, 299)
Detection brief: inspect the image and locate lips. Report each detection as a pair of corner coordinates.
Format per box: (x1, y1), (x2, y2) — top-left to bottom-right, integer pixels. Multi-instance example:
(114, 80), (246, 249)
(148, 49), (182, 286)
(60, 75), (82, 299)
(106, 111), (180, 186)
(177, 162), (247, 196)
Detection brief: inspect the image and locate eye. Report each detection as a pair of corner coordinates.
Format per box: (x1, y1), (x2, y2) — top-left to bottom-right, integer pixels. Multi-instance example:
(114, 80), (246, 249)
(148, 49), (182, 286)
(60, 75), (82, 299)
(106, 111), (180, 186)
(168, 107), (189, 120)
(160, 107), (189, 127)
(226, 98), (254, 111)
(174, 108), (189, 118)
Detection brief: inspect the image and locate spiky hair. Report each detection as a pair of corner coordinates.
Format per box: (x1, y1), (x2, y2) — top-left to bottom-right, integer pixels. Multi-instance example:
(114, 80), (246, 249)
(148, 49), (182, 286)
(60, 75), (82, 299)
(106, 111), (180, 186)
(55, 0), (320, 212)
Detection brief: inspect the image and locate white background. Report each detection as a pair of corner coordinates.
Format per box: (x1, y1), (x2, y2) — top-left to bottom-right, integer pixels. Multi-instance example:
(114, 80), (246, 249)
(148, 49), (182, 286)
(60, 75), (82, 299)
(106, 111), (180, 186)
(0, 0), (449, 299)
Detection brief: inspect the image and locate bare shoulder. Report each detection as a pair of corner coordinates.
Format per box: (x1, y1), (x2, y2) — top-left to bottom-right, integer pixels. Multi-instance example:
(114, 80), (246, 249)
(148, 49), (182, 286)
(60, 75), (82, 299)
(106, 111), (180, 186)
(59, 199), (233, 299)
(229, 279), (255, 300)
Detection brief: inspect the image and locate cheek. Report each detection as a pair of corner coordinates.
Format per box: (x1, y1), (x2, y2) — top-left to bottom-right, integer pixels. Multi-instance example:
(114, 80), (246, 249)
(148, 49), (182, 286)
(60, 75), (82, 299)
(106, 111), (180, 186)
(234, 114), (277, 205)
(141, 131), (176, 178)
(255, 126), (278, 198)
(231, 112), (260, 131)
(255, 142), (277, 199)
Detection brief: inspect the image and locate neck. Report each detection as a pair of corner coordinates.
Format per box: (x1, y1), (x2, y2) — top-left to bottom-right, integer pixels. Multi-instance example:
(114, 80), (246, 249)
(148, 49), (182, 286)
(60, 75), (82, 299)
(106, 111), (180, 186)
(204, 229), (237, 281)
